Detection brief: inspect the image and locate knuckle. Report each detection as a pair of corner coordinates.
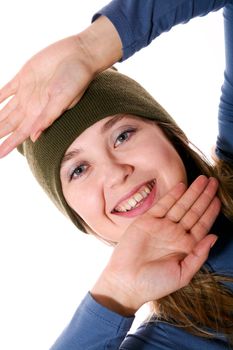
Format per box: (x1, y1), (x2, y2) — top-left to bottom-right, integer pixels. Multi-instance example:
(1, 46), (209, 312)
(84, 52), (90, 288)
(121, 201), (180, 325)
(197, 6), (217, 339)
(189, 206), (202, 219)
(167, 212), (179, 223)
(6, 119), (15, 129)
(18, 128), (29, 140)
(175, 201), (187, 213)
(192, 220), (209, 235)
(42, 117), (54, 129)
(180, 219), (191, 231)
(167, 189), (185, 205)
(198, 220), (209, 232)
(153, 201), (169, 217)
(167, 191), (179, 202)
(2, 119), (16, 134)
(202, 191), (215, 203)
(180, 207), (200, 230)
(47, 118), (54, 127)
(167, 201), (186, 222)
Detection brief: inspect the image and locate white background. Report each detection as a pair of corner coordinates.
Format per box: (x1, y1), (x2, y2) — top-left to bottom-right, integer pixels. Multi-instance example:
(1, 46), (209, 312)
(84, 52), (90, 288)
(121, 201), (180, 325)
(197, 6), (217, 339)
(0, 1), (225, 349)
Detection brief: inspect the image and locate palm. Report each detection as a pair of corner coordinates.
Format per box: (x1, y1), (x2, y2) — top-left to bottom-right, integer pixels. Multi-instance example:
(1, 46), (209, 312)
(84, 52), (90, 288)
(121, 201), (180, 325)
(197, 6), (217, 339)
(108, 217), (196, 302)
(92, 177), (220, 314)
(0, 35), (94, 157)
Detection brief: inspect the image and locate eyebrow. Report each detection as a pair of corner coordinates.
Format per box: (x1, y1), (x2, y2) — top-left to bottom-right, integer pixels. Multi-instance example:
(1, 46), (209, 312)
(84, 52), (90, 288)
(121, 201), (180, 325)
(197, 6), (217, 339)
(61, 149), (83, 169)
(60, 114), (129, 169)
(100, 114), (126, 133)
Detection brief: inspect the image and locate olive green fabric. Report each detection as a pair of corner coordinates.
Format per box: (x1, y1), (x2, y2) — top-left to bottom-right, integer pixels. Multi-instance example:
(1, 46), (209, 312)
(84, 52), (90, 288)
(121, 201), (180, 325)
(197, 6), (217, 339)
(18, 68), (177, 233)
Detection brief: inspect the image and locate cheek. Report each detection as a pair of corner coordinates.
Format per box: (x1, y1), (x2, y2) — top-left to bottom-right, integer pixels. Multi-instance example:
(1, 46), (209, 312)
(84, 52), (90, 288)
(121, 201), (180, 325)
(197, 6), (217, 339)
(157, 146), (187, 187)
(142, 136), (187, 191)
(132, 137), (173, 169)
(64, 184), (102, 225)
(157, 144), (176, 166)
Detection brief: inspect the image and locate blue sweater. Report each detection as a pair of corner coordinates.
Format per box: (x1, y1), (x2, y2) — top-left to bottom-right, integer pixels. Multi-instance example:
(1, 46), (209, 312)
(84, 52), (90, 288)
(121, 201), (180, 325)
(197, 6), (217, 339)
(50, 1), (233, 349)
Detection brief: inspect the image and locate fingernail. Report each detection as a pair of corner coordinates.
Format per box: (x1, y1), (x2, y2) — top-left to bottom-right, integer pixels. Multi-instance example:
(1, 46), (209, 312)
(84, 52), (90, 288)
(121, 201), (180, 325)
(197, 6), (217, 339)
(31, 130), (42, 143)
(210, 237), (218, 248)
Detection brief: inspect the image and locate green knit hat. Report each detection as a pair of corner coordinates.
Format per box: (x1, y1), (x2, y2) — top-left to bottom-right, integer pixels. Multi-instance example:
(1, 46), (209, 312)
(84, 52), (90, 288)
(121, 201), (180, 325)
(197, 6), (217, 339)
(18, 68), (178, 233)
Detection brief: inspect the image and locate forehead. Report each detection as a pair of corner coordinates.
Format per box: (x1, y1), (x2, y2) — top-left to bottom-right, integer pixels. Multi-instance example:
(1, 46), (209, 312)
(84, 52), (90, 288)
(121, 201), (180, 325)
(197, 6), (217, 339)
(66, 114), (149, 149)
(60, 114), (155, 170)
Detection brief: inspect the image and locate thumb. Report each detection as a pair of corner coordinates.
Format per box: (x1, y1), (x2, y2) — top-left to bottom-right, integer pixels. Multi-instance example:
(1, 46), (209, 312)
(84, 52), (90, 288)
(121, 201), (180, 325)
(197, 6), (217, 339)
(179, 234), (218, 287)
(30, 94), (69, 142)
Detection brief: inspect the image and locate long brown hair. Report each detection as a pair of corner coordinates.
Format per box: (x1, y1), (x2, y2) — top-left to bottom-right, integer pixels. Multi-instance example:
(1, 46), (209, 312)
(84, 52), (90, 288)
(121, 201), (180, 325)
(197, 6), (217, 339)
(71, 115), (233, 341)
(151, 119), (233, 342)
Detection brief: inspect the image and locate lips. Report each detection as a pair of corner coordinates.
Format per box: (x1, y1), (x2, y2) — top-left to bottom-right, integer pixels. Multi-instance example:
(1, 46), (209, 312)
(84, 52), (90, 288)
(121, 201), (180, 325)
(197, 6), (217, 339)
(111, 179), (157, 218)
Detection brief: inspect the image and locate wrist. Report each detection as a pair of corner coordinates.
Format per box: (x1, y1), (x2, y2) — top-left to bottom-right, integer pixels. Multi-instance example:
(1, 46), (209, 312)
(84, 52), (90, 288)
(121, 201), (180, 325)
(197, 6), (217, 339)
(91, 272), (140, 317)
(77, 16), (123, 75)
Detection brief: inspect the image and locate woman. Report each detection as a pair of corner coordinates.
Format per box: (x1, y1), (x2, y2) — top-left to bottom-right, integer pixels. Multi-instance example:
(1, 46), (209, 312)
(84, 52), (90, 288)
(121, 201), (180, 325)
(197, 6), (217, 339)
(1, 0), (233, 349)
(17, 70), (233, 350)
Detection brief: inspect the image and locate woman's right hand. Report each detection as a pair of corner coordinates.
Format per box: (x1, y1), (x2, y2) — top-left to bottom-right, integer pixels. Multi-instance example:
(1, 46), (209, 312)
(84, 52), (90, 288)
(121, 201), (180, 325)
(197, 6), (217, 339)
(0, 16), (122, 158)
(91, 176), (220, 316)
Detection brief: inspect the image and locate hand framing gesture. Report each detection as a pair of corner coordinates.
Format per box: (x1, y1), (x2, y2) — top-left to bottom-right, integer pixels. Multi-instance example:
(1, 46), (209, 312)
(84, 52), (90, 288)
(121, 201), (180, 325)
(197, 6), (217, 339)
(91, 176), (220, 316)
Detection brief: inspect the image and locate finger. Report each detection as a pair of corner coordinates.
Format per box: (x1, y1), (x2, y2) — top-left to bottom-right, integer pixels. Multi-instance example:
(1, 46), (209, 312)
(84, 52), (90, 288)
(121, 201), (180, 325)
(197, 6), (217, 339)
(0, 97), (18, 122)
(147, 182), (187, 218)
(0, 132), (25, 158)
(0, 108), (23, 139)
(30, 91), (78, 142)
(30, 101), (63, 142)
(179, 177), (219, 231)
(179, 234), (218, 288)
(0, 78), (18, 103)
(190, 197), (221, 241)
(0, 120), (32, 158)
(166, 175), (209, 222)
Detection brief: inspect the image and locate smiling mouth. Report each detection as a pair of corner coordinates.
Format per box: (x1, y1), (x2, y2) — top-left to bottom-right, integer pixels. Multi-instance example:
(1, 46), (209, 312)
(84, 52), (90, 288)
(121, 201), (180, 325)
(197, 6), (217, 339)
(112, 180), (156, 213)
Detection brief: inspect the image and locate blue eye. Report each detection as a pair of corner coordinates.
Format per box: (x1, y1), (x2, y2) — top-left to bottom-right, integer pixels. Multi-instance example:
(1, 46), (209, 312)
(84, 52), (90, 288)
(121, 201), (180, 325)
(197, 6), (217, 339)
(70, 163), (88, 180)
(114, 128), (136, 148)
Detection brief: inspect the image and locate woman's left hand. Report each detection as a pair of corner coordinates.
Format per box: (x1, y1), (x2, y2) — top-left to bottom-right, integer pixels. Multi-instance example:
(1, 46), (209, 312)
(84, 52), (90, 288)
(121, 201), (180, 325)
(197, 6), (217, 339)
(91, 176), (220, 316)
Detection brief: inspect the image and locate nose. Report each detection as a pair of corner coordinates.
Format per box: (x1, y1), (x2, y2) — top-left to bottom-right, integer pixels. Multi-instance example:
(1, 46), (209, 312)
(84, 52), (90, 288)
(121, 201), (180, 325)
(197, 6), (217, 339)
(102, 159), (133, 189)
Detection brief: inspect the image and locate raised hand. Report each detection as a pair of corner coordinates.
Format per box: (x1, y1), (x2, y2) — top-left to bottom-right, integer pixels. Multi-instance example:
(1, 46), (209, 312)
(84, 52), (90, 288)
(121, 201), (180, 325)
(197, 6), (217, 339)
(91, 176), (220, 316)
(0, 16), (122, 158)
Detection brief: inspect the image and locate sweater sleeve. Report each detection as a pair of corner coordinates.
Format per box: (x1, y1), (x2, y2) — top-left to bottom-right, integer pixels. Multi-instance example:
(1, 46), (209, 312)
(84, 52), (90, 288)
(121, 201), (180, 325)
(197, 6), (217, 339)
(92, 0), (232, 61)
(216, 4), (233, 161)
(49, 292), (134, 350)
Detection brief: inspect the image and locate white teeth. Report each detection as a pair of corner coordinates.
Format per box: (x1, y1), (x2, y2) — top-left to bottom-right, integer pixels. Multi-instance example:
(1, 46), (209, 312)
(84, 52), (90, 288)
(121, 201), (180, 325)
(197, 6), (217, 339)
(128, 198), (137, 207)
(114, 180), (155, 213)
(134, 193), (143, 202)
(141, 190), (148, 198)
(124, 203), (132, 210)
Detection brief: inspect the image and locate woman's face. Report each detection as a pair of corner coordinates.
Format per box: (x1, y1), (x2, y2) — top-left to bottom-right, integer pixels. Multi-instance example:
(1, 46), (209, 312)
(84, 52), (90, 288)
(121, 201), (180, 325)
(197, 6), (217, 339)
(60, 115), (187, 242)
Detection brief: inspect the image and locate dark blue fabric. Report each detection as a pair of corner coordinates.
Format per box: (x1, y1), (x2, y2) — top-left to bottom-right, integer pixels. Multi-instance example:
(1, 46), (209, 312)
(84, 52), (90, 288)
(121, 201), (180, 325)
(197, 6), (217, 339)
(93, 0), (231, 61)
(50, 1), (233, 349)
(123, 320), (230, 349)
(216, 4), (233, 162)
(50, 292), (134, 349)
